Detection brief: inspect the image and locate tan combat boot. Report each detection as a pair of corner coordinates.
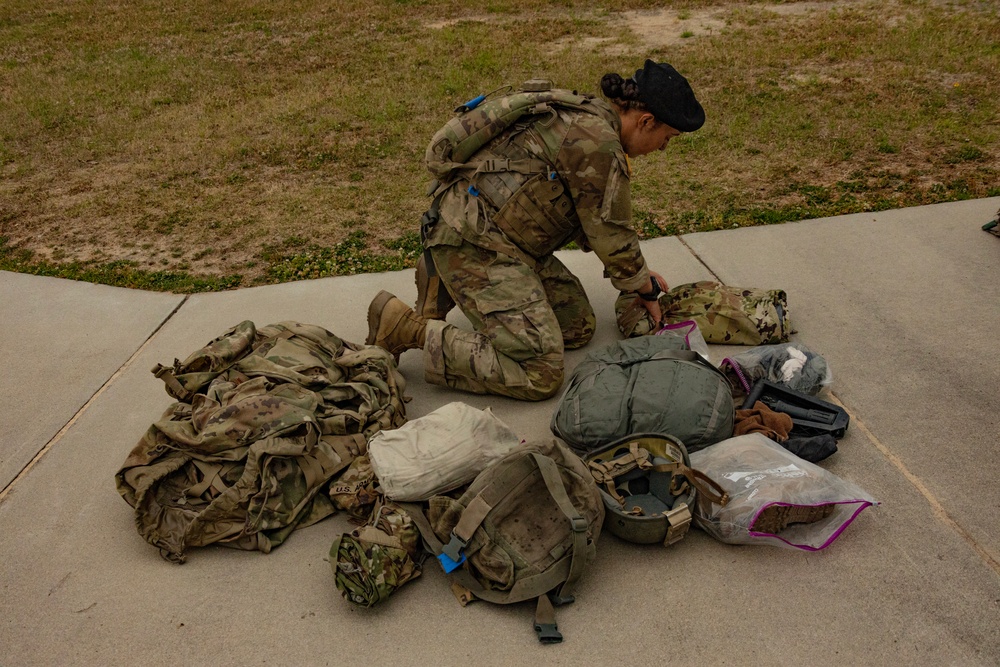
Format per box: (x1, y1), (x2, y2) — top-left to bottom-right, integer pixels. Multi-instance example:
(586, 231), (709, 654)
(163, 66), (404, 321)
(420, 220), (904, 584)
(414, 253), (455, 320)
(366, 290), (428, 358)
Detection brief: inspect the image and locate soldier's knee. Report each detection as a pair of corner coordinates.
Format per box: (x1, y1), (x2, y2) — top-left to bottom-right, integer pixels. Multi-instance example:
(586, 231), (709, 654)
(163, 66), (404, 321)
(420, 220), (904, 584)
(520, 358), (564, 401)
(563, 323), (595, 350)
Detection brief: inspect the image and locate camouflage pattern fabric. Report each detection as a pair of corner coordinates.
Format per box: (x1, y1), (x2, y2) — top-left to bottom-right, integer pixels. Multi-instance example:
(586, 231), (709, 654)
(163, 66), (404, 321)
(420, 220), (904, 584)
(615, 281), (792, 345)
(116, 321), (407, 563)
(329, 455), (381, 522)
(330, 498), (423, 607)
(417, 85), (652, 400)
(423, 239), (594, 400)
(426, 92), (650, 293)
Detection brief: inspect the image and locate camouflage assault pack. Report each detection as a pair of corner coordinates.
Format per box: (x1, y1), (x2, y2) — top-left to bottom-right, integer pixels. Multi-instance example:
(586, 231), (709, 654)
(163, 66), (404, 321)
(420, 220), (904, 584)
(403, 439), (605, 644)
(617, 280), (793, 345)
(424, 81), (608, 262)
(425, 80), (599, 187)
(115, 320), (407, 563)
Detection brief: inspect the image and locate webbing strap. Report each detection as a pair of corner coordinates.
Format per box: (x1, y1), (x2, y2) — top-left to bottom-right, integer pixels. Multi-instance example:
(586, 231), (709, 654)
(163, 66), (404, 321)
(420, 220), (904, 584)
(354, 525), (404, 551)
(452, 495), (493, 543)
(398, 501), (445, 553)
(187, 460), (227, 497)
(533, 594), (562, 644)
(151, 364), (191, 402)
(646, 348), (731, 385)
(472, 157), (550, 175)
(297, 454), (325, 491)
(663, 504), (692, 546)
(684, 466), (730, 507)
(531, 453), (589, 601)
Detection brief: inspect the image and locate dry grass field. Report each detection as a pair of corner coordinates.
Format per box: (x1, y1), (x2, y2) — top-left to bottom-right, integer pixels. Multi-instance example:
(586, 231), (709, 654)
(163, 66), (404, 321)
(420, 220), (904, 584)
(1, 0), (998, 291)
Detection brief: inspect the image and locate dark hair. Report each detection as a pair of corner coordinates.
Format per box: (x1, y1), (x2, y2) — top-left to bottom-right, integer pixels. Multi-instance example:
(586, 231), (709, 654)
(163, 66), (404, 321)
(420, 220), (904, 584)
(600, 72), (650, 113)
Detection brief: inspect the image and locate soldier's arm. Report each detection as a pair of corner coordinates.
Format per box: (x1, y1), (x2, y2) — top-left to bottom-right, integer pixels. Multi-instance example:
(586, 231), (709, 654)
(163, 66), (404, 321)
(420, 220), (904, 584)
(557, 117), (650, 293)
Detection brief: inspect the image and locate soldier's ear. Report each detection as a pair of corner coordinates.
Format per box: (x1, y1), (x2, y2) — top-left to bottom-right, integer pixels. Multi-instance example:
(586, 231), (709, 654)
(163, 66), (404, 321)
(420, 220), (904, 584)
(639, 112), (658, 130)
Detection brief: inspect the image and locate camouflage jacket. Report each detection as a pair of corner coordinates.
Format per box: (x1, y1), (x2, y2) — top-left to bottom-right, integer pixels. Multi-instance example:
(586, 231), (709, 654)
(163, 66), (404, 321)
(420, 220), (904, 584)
(115, 321), (407, 563)
(430, 96), (650, 292)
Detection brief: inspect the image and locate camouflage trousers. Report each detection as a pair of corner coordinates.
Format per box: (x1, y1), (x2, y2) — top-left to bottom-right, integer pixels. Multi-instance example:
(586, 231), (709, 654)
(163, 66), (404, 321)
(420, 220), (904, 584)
(423, 240), (596, 401)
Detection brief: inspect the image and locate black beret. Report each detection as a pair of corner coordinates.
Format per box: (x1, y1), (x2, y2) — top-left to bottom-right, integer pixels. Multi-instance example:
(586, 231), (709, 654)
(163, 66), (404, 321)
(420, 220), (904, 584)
(633, 60), (705, 132)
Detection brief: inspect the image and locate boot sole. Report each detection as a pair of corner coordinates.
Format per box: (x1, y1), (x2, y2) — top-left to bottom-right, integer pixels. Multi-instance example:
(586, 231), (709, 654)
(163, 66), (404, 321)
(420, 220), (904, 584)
(751, 503), (835, 535)
(366, 290), (395, 347)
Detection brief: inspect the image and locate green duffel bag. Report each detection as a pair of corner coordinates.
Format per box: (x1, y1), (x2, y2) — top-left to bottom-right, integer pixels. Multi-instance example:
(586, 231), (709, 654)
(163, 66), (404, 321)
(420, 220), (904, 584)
(551, 336), (734, 455)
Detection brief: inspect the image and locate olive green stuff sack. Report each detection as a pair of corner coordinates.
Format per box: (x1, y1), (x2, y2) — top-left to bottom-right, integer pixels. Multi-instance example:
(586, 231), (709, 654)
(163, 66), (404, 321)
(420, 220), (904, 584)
(116, 320), (407, 563)
(552, 335), (734, 455)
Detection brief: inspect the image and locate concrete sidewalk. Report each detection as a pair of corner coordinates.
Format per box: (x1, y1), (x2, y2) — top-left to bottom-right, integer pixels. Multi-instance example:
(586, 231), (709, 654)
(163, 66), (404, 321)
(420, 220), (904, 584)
(1, 197), (997, 666)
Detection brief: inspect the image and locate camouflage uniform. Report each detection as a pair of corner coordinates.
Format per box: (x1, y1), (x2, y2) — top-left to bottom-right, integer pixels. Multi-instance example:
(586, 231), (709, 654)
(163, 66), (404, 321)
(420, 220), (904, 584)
(422, 97), (650, 400)
(116, 321), (407, 563)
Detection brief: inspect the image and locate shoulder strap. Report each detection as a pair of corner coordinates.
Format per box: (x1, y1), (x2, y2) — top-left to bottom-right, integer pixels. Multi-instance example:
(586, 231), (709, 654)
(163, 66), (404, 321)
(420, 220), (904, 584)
(645, 348), (732, 386)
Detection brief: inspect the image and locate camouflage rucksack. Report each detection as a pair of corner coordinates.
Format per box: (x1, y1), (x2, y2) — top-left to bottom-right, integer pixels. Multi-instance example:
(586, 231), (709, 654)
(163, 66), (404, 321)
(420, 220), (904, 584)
(425, 80), (600, 187)
(617, 280), (792, 345)
(403, 438), (604, 644)
(116, 320), (407, 563)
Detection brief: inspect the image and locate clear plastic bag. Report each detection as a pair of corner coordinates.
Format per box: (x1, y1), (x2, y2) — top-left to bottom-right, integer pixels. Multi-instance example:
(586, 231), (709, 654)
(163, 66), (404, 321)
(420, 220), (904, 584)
(721, 342), (832, 396)
(689, 434), (877, 551)
(655, 319), (709, 361)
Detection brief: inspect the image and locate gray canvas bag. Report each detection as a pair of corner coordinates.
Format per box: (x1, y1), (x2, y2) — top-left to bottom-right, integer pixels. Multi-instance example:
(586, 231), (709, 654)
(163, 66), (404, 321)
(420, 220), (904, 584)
(551, 335), (734, 454)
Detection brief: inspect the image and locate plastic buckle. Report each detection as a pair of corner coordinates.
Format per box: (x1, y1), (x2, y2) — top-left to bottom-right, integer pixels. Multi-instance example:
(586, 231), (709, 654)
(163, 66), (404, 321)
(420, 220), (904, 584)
(437, 533), (467, 573)
(548, 169), (558, 181)
(467, 184), (479, 197)
(534, 622), (563, 644)
(569, 516), (588, 533)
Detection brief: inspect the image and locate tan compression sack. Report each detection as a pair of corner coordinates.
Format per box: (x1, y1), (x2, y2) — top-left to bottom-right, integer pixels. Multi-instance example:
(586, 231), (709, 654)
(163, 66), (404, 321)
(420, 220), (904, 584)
(368, 402), (521, 501)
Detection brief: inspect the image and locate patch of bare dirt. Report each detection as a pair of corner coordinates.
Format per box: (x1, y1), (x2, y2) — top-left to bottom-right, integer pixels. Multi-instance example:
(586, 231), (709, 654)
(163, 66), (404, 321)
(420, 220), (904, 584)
(619, 8), (728, 48)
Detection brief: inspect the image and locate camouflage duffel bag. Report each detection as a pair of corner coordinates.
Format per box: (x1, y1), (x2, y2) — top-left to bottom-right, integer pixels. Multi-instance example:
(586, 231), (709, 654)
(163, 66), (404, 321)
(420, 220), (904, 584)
(115, 320), (407, 563)
(402, 438), (604, 644)
(617, 280), (792, 345)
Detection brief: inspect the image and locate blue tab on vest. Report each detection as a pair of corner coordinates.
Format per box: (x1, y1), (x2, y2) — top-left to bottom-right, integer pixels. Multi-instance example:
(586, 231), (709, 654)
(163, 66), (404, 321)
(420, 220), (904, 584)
(548, 170), (558, 181)
(467, 184), (480, 197)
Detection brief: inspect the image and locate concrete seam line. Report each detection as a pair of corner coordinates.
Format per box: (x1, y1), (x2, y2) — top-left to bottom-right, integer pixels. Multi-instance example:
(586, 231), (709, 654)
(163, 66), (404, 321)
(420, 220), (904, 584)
(829, 393), (1000, 577)
(677, 235), (722, 282)
(0, 295), (190, 504)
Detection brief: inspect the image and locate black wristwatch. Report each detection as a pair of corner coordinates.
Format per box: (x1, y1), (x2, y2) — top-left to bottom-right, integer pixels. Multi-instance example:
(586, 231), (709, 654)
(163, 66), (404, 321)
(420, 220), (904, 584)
(637, 276), (663, 302)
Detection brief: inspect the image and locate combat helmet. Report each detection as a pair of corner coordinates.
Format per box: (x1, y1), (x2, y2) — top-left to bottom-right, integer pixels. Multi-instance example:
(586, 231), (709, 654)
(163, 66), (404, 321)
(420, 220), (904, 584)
(585, 433), (728, 546)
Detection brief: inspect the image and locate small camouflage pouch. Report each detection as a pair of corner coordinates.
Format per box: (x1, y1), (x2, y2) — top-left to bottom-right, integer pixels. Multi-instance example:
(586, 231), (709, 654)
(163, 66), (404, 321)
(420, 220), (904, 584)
(328, 455), (380, 522)
(616, 281), (792, 345)
(329, 499), (423, 607)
